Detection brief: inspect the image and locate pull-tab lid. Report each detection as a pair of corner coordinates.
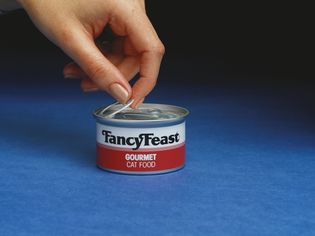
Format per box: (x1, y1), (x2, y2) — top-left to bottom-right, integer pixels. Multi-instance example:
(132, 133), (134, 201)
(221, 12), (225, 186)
(94, 100), (189, 122)
(113, 108), (178, 120)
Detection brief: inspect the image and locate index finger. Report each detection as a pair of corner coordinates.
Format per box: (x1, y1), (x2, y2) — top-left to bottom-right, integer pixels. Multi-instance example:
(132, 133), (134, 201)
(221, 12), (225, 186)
(125, 12), (165, 108)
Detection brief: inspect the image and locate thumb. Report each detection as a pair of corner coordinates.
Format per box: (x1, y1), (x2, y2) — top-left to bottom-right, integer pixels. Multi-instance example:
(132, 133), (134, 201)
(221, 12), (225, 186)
(57, 25), (132, 103)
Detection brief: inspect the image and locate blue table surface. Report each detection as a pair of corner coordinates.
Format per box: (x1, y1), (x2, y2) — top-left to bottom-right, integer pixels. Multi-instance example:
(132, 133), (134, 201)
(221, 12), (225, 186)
(1, 73), (315, 235)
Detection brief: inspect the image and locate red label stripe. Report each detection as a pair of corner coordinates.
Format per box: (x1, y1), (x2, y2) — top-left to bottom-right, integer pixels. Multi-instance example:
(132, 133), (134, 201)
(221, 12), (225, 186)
(97, 143), (185, 172)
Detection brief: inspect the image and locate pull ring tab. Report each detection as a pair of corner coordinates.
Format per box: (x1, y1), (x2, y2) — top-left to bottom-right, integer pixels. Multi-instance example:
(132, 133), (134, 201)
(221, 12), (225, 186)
(100, 99), (134, 118)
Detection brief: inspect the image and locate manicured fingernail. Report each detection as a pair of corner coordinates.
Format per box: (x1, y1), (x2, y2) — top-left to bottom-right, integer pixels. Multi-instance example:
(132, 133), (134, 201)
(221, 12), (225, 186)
(83, 87), (98, 92)
(109, 83), (129, 104)
(64, 74), (78, 79)
(133, 98), (145, 109)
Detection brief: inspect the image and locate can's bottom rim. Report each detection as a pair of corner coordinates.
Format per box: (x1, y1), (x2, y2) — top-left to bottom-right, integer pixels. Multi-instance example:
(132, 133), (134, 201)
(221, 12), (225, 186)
(97, 165), (185, 175)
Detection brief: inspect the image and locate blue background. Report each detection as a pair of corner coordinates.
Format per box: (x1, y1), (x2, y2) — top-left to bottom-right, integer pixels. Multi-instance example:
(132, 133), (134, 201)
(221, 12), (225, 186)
(1, 70), (315, 235)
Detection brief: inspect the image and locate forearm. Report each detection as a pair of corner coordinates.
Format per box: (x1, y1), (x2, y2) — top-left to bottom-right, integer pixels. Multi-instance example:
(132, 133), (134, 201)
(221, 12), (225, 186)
(0, 0), (21, 14)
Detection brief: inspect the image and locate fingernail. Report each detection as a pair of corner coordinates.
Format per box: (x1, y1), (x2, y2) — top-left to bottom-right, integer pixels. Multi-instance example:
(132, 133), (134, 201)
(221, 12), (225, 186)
(64, 74), (78, 79)
(83, 87), (98, 92)
(109, 83), (129, 104)
(133, 98), (145, 109)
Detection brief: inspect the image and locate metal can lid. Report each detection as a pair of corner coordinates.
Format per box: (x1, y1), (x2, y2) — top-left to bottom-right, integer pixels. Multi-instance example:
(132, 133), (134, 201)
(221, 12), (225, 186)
(93, 101), (189, 124)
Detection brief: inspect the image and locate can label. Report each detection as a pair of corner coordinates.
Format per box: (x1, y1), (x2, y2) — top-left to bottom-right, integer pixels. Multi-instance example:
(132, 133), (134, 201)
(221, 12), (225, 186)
(96, 122), (185, 172)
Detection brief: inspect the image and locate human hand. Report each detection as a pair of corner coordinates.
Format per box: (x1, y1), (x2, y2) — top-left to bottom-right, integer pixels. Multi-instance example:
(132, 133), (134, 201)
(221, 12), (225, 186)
(18, 0), (165, 108)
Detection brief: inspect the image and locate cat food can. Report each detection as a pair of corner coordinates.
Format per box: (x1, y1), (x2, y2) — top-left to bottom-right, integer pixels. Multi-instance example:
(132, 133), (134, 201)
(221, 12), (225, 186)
(93, 102), (189, 175)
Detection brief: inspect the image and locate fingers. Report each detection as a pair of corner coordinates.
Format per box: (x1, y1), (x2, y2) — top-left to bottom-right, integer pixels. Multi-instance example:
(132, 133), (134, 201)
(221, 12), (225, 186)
(64, 56), (139, 91)
(57, 25), (131, 103)
(125, 12), (165, 108)
(81, 79), (99, 92)
(59, 7), (164, 107)
(116, 56), (139, 81)
(63, 62), (88, 79)
(131, 49), (163, 108)
(64, 63), (99, 91)
(139, 0), (146, 11)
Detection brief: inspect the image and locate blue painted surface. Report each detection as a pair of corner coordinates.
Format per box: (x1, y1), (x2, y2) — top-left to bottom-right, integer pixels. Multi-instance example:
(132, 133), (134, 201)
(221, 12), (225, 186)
(1, 77), (315, 235)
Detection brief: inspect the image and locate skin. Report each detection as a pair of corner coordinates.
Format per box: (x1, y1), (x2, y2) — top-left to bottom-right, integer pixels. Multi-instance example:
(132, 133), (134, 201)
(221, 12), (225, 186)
(18, 0), (165, 108)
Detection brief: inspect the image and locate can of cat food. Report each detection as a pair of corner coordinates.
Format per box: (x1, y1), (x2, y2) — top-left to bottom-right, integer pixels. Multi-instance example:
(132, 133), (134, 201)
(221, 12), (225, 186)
(93, 101), (189, 175)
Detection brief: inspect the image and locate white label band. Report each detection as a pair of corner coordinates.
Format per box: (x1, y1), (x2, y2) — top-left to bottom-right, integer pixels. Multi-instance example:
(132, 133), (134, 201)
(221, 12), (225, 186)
(96, 122), (185, 150)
